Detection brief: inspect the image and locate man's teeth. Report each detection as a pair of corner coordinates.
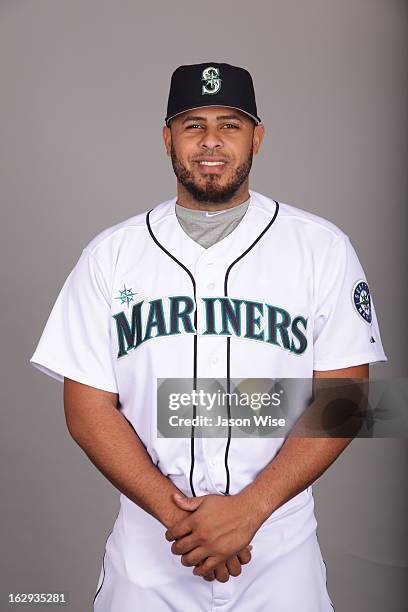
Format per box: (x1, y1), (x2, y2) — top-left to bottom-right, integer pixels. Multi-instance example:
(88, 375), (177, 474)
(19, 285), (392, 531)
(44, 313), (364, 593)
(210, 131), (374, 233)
(199, 161), (225, 166)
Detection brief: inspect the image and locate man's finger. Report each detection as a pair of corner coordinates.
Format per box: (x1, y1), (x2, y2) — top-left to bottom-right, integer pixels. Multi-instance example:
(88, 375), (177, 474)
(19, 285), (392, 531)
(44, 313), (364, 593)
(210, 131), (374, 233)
(193, 555), (222, 576)
(173, 494), (205, 512)
(181, 546), (208, 567)
(194, 560), (215, 582)
(214, 564), (230, 583)
(165, 520), (193, 542)
(171, 534), (199, 555)
(237, 547), (252, 565)
(226, 555), (242, 577)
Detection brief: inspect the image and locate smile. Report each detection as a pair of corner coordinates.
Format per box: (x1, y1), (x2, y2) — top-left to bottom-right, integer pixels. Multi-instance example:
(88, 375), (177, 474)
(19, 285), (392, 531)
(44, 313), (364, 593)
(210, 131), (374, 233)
(198, 161), (226, 166)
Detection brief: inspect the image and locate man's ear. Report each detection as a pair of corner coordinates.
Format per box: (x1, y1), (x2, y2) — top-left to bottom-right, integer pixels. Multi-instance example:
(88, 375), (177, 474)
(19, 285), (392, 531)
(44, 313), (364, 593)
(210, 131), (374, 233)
(253, 123), (265, 155)
(163, 125), (172, 156)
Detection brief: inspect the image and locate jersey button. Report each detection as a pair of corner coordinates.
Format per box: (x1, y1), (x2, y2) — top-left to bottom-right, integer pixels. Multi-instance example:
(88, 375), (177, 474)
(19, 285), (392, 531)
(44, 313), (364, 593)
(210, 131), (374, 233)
(207, 282), (216, 290)
(210, 356), (218, 365)
(209, 459), (217, 468)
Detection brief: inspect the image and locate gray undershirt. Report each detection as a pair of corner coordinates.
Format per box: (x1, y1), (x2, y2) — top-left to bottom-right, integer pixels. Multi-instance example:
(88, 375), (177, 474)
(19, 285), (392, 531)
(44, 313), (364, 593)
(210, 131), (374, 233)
(175, 197), (250, 249)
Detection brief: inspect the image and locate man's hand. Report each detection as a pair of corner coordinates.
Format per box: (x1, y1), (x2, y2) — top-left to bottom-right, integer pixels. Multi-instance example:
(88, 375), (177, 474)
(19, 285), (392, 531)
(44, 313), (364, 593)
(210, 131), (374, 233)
(195, 547), (253, 582)
(165, 492), (264, 577)
(166, 495), (253, 582)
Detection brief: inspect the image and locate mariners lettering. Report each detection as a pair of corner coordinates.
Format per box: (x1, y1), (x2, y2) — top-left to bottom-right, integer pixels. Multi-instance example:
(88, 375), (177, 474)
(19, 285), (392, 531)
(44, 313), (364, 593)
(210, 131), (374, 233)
(113, 296), (308, 358)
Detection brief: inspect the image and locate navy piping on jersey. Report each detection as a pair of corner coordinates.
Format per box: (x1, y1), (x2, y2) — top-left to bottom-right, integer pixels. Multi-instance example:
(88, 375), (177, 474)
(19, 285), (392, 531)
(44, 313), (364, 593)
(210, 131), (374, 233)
(93, 529), (113, 607)
(222, 200), (279, 494)
(146, 201), (279, 497)
(146, 209), (198, 496)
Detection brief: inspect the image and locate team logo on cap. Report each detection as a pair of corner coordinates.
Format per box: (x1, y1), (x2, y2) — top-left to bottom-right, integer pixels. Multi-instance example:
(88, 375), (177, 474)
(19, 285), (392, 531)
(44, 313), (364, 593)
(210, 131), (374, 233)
(352, 280), (372, 324)
(202, 66), (222, 95)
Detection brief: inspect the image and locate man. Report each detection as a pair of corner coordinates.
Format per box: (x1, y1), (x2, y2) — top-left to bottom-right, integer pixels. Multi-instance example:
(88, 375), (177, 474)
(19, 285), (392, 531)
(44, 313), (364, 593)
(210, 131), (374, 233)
(30, 62), (387, 611)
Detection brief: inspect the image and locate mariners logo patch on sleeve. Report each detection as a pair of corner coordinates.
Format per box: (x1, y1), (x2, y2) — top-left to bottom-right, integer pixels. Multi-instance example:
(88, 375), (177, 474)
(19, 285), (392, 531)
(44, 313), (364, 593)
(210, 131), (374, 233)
(352, 280), (372, 324)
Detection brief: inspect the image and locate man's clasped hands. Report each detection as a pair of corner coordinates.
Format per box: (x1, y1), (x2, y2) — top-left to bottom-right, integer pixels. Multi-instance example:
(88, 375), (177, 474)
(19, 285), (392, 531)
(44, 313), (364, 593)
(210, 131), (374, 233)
(165, 491), (267, 583)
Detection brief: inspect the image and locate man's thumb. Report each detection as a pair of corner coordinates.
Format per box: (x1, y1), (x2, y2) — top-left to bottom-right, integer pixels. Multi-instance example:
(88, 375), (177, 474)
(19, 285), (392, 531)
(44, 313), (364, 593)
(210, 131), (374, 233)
(174, 493), (203, 511)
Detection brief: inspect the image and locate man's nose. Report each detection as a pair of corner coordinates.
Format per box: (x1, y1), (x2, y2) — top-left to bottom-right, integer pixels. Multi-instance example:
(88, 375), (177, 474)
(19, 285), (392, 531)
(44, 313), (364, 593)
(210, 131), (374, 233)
(199, 127), (223, 149)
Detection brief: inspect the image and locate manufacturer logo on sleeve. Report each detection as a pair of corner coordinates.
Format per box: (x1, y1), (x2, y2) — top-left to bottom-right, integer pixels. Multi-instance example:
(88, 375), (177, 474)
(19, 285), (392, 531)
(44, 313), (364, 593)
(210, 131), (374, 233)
(202, 66), (222, 95)
(352, 280), (372, 324)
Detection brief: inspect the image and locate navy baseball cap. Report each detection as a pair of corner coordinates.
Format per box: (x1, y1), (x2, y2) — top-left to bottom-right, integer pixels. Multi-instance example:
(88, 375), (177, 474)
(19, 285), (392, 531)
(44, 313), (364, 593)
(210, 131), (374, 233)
(165, 62), (261, 126)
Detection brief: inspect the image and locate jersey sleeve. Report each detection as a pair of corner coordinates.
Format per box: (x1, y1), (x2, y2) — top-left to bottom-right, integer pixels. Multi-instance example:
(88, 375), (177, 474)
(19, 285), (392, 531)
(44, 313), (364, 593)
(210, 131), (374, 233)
(29, 247), (118, 393)
(312, 234), (388, 371)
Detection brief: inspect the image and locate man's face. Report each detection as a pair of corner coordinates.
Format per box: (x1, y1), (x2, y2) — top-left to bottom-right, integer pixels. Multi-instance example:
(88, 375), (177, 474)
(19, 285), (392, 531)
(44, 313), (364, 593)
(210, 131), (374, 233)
(163, 106), (264, 204)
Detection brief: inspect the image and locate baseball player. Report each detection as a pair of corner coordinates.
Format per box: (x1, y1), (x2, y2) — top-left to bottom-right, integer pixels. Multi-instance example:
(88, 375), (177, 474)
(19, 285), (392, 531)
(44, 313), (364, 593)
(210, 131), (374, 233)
(30, 62), (387, 611)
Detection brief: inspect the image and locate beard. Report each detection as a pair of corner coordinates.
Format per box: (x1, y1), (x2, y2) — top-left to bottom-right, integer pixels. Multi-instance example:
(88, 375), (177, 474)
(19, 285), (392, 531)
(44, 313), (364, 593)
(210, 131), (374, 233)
(170, 144), (253, 204)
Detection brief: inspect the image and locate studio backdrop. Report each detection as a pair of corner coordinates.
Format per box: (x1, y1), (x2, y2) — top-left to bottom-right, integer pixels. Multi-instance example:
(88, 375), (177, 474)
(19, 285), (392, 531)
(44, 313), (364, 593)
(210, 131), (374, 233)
(1, 0), (407, 610)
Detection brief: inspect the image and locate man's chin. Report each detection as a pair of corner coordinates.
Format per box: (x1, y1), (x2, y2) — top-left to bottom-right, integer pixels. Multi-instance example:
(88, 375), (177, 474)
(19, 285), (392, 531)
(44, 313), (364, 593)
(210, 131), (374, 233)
(183, 182), (240, 204)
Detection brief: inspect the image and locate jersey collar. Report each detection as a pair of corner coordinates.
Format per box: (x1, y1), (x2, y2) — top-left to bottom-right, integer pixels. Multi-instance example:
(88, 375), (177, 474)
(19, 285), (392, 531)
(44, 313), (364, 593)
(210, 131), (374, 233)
(147, 190), (279, 270)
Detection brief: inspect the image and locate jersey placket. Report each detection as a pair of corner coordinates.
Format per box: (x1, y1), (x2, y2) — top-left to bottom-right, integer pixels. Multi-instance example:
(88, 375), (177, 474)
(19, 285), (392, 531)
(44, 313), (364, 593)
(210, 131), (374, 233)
(194, 249), (231, 496)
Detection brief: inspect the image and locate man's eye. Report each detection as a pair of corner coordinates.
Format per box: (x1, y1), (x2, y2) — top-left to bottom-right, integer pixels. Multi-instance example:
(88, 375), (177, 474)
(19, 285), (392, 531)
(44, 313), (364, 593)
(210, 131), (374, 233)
(186, 124), (204, 129)
(222, 123), (239, 129)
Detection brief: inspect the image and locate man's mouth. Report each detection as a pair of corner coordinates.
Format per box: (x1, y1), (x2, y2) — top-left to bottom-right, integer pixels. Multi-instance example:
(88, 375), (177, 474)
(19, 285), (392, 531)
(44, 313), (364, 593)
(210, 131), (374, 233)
(193, 158), (229, 174)
(198, 160), (226, 166)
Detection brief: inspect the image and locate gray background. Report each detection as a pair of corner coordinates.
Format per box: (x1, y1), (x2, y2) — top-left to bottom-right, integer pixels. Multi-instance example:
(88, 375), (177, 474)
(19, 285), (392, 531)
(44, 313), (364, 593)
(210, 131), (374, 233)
(1, 0), (407, 610)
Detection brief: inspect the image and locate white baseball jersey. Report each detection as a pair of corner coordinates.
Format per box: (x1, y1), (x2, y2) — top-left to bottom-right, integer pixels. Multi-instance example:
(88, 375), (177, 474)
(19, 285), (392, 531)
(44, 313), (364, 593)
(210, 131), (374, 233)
(29, 190), (387, 611)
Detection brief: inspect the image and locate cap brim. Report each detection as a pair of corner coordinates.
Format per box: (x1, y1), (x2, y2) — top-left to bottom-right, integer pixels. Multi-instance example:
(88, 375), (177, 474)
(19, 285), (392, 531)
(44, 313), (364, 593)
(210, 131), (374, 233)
(165, 105), (261, 126)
